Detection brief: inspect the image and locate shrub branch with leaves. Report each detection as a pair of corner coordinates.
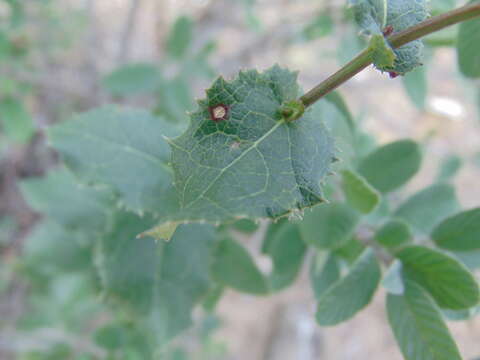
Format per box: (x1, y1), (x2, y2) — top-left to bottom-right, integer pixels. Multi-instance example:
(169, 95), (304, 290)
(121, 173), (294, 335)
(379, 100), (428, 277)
(15, 0), (480, 359)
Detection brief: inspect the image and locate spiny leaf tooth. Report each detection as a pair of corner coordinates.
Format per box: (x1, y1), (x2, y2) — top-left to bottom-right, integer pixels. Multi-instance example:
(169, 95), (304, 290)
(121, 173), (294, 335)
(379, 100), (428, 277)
(331, 156), (340, 163)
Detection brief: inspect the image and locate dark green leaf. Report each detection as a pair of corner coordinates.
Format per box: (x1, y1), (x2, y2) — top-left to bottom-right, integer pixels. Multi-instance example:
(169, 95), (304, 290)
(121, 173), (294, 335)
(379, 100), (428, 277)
(310, 253), (340, 299)
(103, 64), (161, 96)
(397, 245), (479, 309)
(210, 237), (268, 295)
(166, 16), (193, 59)
(374, 219), (412, 250)
(168, 65), (334, 226)
(20, 169), (113, 233)
(432, 208), (480, 251)
(358, 139), (422, 193)
(263, 220), (306, 291)
(231, 218), (259, 234)
(48, 106), (181, 217)
(300, 203), (359, 249)
(394, 183), (459, 233)
(341, 169), (380, 213)
(316, 248), (381, 326)
(457, 2), (480, 78)
(387, 281), (462, 360)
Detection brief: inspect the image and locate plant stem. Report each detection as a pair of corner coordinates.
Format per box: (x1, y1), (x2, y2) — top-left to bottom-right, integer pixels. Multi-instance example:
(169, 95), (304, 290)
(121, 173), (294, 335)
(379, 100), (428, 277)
(299, 2), (480, 110)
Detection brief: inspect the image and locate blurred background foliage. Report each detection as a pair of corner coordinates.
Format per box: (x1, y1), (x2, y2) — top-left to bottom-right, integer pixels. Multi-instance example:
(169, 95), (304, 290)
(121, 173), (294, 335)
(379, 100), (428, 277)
(1, 0), (480, 359)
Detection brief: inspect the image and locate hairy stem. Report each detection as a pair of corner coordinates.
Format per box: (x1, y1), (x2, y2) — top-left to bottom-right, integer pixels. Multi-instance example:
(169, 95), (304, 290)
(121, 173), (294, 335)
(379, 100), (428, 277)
(298, 2), (480, 110)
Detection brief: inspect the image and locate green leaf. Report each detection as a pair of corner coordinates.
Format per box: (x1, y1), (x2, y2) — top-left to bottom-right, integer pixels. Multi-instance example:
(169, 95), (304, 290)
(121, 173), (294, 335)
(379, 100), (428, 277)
(432, 208), (480, 251)
(48, 106), (181, 217)
(350, 0), (428, 74)
(457, 1), (480, 78)
(262, 220), (306, 291)
(230, 218), (259, 234)
(394, 183), (459, 233)
(94, 324), (127, 350)
(302, 13), (334, 40)
(382, 260), (405, 294)
(310, 253), (340, 299)
(316, 248), (381, 326)
(210, 237), (268, 295)
(166, 16), (193, 59)
(396, 245), (480, 309)
(341, 169), (380, 213)
(0, 97), (35, 143)
(97, 211), (217, 344)
(402, 65), (427, 110)
(436, 154), (462, 182)
(334, 237), (366, 263)
(387, 281), (462, 360)
(168, 65), (334, 225)
(20, 169), (114, 233)
(300, 203), (359, 249)
(103, 63), (161, 96)
(374, 219), (412, 250)
(358, 139), (422, 193)
(23, 221), (91, 274)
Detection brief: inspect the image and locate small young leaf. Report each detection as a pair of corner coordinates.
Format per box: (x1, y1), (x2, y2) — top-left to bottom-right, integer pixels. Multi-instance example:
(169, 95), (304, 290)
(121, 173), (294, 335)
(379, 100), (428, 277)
(397, 245), (480, 309)
(0, 97), (35, 144)
(334, 237), (366, 263)
(20, 169), (114, 233)
(210, 237), (268, 295)
(103, 63), (161, 96)
(432, 208), (480, 251)
(394, 183), (459, 233)
(168, 65), (334, 225)
(300, 203), (359, 249)
(316, 248), (381, 326)
(262, 220), (306, 291)
(374, 219), (412, 250)
(48, 106), (182, 217)
(350, 0), (428, 74)
(302, 14), (334, 40)
(387, 281), (462, 360)
(310, 253), (341, 299)
(457, 1), (480, 78)
(358, 139), (422, 193)
(341, 169), (380, 213)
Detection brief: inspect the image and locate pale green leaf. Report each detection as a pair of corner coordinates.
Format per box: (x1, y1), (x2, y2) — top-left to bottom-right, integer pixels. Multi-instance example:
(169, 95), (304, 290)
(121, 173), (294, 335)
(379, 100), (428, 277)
(402, 66), (427, 110)
(168, 65), (334, 225)
(262, 220), (306, 291)
(310, 253), (340, 299)
(20, 168), (114, 233)
(397, 245), (480, 309)
(432, 208), (480, 251)
(0, 97), (35, 144)
(394, 183), (459, 233)
(97, 211), (217, 343)
(358, 139), (422, 193)
(436, 154), (462, 182)
(316, 248), (381, 326)
(457, 1), (480, 78)
(341, 169), (380, 213)
(382, 260), (405, 295)
(166, 16), (193, 59)
(210, 237), (268, 295)
(387, 281), (462, 360)
(300, 203), (359, 249)
(334, 237), (366, 263)
(103, 63), (161, 96)
(374, 219), (412, 250)
(48, 106), (182, 217)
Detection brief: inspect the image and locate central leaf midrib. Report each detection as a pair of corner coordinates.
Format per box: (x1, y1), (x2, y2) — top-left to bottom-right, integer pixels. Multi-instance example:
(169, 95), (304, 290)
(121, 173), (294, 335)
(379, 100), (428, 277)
(183, 120), (285, 208)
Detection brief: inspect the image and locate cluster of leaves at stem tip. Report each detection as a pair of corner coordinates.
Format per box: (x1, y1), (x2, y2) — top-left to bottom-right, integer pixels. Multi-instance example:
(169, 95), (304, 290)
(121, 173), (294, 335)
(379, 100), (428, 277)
(13, 0), (480, 359)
